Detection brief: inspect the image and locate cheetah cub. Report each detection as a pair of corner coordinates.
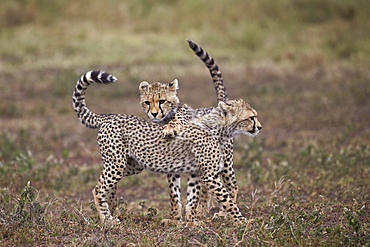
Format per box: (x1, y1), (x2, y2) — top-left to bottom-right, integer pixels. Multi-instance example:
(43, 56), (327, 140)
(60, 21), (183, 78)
(72, 70), (262, 225)
(139, 39), (238, 219)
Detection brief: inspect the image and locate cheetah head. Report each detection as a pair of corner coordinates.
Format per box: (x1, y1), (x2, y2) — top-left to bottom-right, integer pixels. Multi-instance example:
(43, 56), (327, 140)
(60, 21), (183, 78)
(139, 79), (180, 121)
(219, 99), (262, 137)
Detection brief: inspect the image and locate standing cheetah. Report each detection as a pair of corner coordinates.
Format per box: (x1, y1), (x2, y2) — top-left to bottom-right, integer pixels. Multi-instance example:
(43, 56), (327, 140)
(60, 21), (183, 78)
(139, 39), (237, 219)
(72, 70), (262, 224)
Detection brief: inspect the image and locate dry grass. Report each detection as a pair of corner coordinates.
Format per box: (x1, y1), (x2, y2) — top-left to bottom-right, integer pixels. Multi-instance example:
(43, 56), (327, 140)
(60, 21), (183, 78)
(1, 0), (370, 246)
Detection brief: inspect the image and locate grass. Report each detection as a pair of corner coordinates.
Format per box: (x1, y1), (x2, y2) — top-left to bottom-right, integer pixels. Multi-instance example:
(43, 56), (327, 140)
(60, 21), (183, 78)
(1, 0), (370, 246)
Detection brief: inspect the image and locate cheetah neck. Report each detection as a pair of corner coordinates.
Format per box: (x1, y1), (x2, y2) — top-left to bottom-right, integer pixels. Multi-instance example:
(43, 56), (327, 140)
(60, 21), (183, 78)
(192, 108), (233, 138)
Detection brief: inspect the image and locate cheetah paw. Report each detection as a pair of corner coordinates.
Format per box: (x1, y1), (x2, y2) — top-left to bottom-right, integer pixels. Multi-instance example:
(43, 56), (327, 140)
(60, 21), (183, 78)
(185, 220), (205, 228)
(243, 218), (254, 224)
(196, 205), (209, 217)
(161, 218), (182, 227)
(162, 125), (180, 139)
(103, 216), (121, 226)
(212, 210), (228, 220)
(234, 217), (254, 225)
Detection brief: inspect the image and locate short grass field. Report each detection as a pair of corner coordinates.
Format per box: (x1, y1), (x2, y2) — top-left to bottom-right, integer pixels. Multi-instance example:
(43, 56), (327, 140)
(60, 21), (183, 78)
(0, 0), (369, 246)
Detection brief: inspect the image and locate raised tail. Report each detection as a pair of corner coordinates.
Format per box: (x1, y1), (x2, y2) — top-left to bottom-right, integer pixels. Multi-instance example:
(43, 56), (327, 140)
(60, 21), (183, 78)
(186, 38), (228, 102)
(72, 70), (117, 128)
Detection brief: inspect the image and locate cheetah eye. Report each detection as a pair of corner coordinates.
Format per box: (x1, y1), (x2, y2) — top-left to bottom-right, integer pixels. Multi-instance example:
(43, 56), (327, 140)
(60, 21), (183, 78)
(144, 101), (150, 106)
(249, 116), (255, 121)
(159, 100), (166, 105)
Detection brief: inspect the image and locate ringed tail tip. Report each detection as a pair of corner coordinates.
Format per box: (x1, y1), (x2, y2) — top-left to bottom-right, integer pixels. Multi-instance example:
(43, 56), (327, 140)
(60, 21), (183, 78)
(91, 70), (117, 84)
(186, 38), (196, 49)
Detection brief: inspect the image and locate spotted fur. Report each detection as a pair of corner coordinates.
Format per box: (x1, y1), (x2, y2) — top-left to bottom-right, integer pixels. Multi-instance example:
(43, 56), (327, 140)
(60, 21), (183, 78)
(72, 70), (262, 224)
(139, 39), (237, 220)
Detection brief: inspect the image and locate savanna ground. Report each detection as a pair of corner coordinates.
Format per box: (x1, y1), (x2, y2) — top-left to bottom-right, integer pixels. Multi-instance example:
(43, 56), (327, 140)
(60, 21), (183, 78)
(0, 0), (369, 246)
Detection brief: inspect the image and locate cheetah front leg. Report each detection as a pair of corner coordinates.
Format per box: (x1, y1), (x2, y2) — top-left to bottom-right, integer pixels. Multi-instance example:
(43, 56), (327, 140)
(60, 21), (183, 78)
(184, 174), (206, 227)
(161, 174), (182, 226)
(221, 139), (238, 202)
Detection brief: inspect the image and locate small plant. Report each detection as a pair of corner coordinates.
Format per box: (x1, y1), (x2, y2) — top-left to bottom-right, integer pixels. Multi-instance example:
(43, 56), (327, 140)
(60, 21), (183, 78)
(13, 181), (44, 224)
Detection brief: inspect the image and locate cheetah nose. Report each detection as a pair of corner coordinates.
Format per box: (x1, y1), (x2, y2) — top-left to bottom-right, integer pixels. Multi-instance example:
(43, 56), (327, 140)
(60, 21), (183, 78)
(257, 126), (262, 130)
(151, 112), (158, 118)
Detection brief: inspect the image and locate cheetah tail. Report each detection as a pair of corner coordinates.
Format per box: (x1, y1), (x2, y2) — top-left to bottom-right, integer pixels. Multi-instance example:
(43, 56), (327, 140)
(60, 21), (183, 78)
(72, 70), (117, 129)
(186, 38), (228, 102)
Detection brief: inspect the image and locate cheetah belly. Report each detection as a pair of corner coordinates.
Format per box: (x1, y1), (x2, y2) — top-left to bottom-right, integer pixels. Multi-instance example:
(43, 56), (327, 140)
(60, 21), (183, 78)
(131, 146), (198, 174)
(142, 159), (198, 174)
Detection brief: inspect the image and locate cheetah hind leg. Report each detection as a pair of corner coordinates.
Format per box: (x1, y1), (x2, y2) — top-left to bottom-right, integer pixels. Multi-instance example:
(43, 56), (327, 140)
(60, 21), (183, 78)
(212, 189), (237, 219)
(93, 156), (144, 223)
(212, 173), (239, 219)
(202, 175), (245, 223)
(214, 139), (239, 219)
(107, 183), (118, 216)
(92, 183), (120, 224)
(93, 166), (126, 224)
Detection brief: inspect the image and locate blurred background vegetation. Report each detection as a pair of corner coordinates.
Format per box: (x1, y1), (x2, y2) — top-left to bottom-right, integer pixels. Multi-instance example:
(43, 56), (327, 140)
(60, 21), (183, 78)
(0, 0), (369, 245)
(1, 0), (369, 72)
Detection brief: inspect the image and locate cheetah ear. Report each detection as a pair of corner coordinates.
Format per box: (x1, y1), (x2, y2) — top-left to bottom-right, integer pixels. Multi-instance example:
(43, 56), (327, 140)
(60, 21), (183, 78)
(218, 101), (230, 114)
(139, 81), (149, 92)
(168, 79), (179, 91)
